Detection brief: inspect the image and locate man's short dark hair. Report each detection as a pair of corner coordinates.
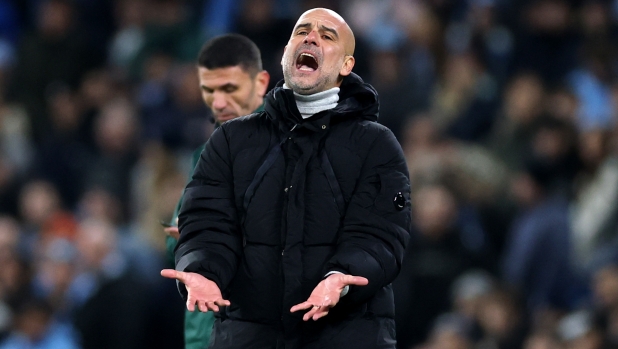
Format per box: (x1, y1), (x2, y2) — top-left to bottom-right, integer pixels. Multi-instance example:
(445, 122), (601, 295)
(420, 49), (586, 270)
(197, 34), (263, 77)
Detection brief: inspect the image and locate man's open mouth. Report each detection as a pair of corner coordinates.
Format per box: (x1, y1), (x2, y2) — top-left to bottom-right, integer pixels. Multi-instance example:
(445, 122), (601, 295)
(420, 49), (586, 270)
(296, 52), (319, 72)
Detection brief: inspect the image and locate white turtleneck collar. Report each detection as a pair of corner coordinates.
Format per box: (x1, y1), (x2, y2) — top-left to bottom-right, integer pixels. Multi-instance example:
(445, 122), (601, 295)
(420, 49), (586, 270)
(283, 84), (340, 119)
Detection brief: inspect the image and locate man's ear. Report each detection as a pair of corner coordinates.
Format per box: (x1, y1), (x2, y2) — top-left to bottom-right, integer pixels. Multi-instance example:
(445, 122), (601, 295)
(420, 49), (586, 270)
(339, 55), (355, 77)
(255, 70), (270, 97)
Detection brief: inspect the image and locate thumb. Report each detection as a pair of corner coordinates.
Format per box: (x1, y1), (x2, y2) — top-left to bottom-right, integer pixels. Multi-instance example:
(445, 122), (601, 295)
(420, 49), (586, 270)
(341, 275), (369, 286)
(161, 269), (183, 281)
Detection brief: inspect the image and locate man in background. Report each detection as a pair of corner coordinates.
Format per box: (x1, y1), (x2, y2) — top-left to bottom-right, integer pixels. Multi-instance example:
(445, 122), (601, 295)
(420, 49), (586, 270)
(163, 33), (269, 349)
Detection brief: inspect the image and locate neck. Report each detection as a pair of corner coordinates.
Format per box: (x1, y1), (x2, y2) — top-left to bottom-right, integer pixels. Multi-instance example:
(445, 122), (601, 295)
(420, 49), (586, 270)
(284, 84), (340, 119)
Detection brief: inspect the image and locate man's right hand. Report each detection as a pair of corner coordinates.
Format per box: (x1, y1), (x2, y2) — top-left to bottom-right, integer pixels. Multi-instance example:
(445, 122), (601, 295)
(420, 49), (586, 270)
(160, 269), (230, 312)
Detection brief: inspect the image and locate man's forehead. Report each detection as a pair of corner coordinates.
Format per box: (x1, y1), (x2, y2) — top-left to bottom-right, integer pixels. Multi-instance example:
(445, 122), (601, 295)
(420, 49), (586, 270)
(295, 8), (346, 31)
(198, 66), (251, 84)
(294, 8), (355, 55)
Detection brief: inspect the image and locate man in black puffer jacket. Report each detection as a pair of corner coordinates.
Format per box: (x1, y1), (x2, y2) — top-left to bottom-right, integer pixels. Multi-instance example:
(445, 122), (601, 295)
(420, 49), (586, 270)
(162, 8), (411, 349)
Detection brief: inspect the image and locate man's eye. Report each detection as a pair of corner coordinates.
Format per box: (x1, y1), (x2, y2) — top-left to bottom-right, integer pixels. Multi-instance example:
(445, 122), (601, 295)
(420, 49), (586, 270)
(323, 35), (332, 40)
(298, 31), (308, 35)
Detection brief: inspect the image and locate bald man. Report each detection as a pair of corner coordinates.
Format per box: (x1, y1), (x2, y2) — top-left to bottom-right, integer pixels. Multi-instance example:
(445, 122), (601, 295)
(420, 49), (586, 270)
(162, 8), (411, 349)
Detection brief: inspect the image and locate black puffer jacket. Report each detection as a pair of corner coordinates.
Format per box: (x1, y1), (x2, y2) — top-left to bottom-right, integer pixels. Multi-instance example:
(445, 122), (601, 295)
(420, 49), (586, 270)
(176, 73), (411, 349)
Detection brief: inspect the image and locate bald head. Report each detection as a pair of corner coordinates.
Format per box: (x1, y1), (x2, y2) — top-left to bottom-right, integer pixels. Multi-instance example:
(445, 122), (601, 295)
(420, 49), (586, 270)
(294, 8), (355, 56)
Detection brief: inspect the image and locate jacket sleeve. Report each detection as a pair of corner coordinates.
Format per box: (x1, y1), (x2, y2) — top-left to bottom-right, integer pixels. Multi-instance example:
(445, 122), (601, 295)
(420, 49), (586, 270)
(325, 129), (411, 305)
(174, 126), (242, 298)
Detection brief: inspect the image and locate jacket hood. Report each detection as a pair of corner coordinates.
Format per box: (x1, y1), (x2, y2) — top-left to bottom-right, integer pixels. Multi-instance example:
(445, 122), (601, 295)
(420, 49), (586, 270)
(265, 73), (379, 132)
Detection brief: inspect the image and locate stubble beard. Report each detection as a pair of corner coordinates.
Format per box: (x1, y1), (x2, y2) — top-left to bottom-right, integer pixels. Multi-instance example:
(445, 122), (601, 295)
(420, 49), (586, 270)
(282, 51), (334, 95)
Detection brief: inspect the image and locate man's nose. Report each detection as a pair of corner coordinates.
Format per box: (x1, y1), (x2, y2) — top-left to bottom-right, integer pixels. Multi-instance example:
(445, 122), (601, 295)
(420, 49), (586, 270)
(212, 92), (227, 110)
(304, 30), (319, 46)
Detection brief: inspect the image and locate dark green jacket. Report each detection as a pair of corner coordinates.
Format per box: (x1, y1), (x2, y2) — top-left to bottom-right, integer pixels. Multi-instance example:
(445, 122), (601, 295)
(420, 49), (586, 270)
(165, 104), (264, 349)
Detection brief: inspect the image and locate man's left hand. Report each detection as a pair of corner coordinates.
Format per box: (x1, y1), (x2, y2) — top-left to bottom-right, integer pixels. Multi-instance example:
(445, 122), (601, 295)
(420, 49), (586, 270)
(290, 273), (368, 321)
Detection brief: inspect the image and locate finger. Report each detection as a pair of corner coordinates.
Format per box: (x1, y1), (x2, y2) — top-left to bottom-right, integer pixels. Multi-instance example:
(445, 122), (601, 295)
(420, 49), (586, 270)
(214, 298), (230, 307)
(290, 302), (313, 313)
(341, 275), (369, 286)
(303, 306), (320, 321)
(161, 269), (184, 281)
(206, 301), (219, 312)
(312, 309), (330, 321)
(186, 297), (196, 312)
(198, 301), (209, 313)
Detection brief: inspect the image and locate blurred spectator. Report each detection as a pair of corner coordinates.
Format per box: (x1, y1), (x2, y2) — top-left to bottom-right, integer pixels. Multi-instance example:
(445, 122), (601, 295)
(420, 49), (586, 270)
(30, 238), (77, 321)
(33, 86), (90, 208)
(0, 248), (31, 323)
(487, 72), (546, 171)
(0, 65), (32, 217)
(0, 71), (32, 175)
(589, 246), (618, 347)
(431, 51), (499, 142)
(512, 0), (578, 85)
(76, 188), (123, 225)
(108, 0), (147, 72)
(0, 1), (20, 69)
(446, 0), (514, 84)
(69, 218), (149, 349)
(136, 52), (173, 111)
(0, 216), (19, 252)
(0, 216), (19, 339)
(84, 98), (139, 219)
(0, 298), (79, 349)
(502, 161), (583, 314)
(235, 0), (295, 89)
(341, 0), (413, 53)
(568, 39), (616, 131)
(402, 115), (509, 254)
(450, 270), (496, 327)
(0, 153), (21, 218)
(571, 128), (618, 273)
(544, 85), (578, 124)
(17, 180), (69, 258)
(140, 64), (212, 151)
(402, 115), (447, 186)
(76, 184), (183, 345)
(369, 49), (418, 142)
(557, 310), (607, 349)
(475, 288), (528, 349)
(199, 0), (241, 38)
(523, 332), (560, 349)
(527, 116), (580, 195)
(394, 184), (493, 348)
(579, 0), (614, 39)
(78, 69), (120, 149)
(403, 115), (507, 204)
(416, 312), (475, 349)
(9, 0), (98, 143)
(131, 0), (202, 78)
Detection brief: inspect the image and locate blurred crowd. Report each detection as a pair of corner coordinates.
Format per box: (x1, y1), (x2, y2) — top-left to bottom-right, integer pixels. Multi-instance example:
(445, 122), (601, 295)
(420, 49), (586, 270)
(0, 0), (617, 348)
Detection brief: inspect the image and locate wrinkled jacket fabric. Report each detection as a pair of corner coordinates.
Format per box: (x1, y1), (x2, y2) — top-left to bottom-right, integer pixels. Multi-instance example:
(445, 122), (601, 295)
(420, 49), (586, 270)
(175, 73), (411, 349)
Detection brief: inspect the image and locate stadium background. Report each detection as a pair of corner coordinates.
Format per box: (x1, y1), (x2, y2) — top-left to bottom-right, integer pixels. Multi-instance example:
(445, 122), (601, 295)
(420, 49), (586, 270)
(0, 0), (617, 348)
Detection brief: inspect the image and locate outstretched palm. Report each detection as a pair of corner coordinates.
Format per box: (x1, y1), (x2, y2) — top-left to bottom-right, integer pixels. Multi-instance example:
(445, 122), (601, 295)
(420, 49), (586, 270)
(290, 273), (368, 321)
(161, 269), (230, 312)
